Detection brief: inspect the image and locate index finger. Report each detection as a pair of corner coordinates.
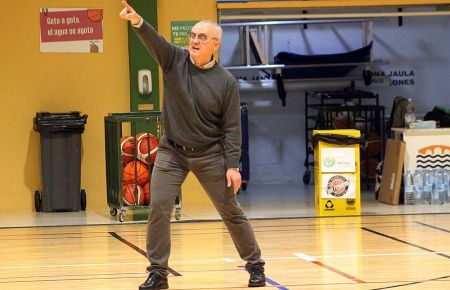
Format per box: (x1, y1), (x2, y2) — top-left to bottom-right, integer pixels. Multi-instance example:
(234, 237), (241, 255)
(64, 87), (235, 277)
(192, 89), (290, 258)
(234, 180), (241, 194)
(121, 1), (133, 11)
(234, 185), (239, 194)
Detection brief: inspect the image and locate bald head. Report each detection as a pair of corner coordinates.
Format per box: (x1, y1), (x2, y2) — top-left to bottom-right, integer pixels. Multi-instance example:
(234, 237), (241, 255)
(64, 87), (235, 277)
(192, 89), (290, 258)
(192, 20), (222, 42)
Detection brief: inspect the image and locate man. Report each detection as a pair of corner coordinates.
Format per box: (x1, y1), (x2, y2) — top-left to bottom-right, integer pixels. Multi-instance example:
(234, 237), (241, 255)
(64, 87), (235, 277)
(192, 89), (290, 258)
(119, 2), (266, 290)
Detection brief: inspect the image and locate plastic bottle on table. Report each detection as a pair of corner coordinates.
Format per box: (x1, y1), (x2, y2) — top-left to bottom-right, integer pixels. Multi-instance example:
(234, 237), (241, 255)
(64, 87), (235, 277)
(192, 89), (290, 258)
(413, 169), (424, 204)
(447, 169), (450, 203)
(441, 169), (449, 203)
(423, 170), (433, 205)
(432, 169), (438, 204)
(433, 169), (447, 204)
(404, 98), (416, 128)
(404, 170), (415, 205)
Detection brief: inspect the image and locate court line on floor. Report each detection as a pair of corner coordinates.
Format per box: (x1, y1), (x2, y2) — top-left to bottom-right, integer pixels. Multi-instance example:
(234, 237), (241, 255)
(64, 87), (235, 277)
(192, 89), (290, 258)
(0, 261), (146, 270)
(312, 251), (450, 259)
(362, 226), (450, 289)
(0, 272), (145, 283)
(170, 251), (450, 264)
(415, 221), (450, 233)
(2, 268), (447, 289)
(370, 281), (422, 289)
(236, 265), (288, 290)
(0, 275), (148, 284)
(3, 250), (449, 271)
(109, 231), (182, 276)
(370, 274), (450, 290)
(0, 256), (447, 288)
(2, 212), (450, 230)
(265, 277), (289, 290)
(294, 253), (365, 284)
(361, 227), (450, 259)
(0, 219), (437, 239)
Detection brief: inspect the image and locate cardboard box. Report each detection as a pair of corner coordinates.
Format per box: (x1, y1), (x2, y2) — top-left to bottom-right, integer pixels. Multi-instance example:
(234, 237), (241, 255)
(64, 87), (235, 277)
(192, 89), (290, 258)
(378, 139), (406, 205)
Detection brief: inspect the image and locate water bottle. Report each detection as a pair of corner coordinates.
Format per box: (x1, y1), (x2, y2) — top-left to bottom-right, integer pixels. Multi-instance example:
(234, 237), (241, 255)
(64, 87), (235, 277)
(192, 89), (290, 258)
(404, 98), (416, 128)
(413, 169), (424, 204)
(433, 169), (447, 204)
(404, 170), (415, 205)
(423, 170), (433, 205)
(431, 169), (438, 204)
(442, 169), (449, 203)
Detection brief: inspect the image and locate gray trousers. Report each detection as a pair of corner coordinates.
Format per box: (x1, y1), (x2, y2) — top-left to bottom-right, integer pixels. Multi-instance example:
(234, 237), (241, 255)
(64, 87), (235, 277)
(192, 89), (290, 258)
(146, 139), (265, 276)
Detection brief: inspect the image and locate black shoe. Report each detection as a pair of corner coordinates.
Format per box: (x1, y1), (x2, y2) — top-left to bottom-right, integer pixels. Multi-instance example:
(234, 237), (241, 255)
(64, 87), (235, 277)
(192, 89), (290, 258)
(248, 270), (266, 287)
(139, 272), (169, 290)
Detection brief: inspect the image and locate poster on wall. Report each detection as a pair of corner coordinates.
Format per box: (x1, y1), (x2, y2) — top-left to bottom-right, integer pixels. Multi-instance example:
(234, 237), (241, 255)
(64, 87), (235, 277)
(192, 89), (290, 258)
(171, 21), (197, 47)
(40, 8), (103, 53)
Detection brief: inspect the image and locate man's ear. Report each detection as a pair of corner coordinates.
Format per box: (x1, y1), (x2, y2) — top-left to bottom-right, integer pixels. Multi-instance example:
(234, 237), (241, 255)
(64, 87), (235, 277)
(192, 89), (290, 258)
(213, 40), (221, 52)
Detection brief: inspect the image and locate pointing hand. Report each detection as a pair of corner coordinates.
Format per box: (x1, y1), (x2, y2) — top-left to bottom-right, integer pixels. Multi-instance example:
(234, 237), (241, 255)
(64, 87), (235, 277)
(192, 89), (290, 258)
(119, 1), (142, 25)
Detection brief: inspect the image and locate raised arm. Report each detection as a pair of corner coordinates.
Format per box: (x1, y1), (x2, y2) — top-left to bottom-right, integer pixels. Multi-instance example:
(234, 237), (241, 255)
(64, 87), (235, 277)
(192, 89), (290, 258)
(119, 1), (180, 71)
(119, 1), (142, 25)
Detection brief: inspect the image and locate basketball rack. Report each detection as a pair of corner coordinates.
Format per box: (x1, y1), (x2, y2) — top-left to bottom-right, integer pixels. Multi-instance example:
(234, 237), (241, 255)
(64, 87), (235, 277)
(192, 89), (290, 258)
(104, 111), (182, 222)
(303, 87), (385, 188)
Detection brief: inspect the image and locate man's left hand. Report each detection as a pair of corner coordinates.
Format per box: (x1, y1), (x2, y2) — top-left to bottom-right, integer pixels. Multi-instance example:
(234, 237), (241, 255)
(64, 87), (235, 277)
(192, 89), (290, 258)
(226, 169), (241, 194)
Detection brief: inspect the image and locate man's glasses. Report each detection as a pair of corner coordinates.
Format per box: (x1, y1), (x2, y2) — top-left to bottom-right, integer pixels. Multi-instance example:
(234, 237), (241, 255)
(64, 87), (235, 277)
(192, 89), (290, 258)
(187, 32), (217, 43)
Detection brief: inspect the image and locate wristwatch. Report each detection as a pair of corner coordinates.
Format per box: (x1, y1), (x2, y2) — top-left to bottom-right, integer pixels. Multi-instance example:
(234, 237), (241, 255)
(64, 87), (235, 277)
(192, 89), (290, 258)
(229, 167), (240, 172)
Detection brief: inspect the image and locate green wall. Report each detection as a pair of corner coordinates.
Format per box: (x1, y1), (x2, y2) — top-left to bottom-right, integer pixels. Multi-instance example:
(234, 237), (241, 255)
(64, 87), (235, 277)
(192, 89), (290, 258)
(127, 0), (159, 113)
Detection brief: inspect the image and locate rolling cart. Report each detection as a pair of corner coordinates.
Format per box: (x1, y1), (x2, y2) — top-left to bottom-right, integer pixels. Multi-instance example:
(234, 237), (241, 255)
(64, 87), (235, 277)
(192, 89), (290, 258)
(104, 111), (182, 222)
(303, 88), (385, 187)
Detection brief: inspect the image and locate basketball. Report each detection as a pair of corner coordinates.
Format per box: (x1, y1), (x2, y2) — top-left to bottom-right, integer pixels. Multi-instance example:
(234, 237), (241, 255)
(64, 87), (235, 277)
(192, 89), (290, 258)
(136, 132), (159, 164)
(120, 136), (135, 167)
(122, 160), (149, 186)
(121, 155), (134, 168)
(364, 131), (381, 157)
(135, 132), (146, 140)
(87, 9), (103, 22)
(333, 115), (354, 129)
(142, 181), (151, 205)
(120, 136), (135, 156)
(122, 183), (144, 206)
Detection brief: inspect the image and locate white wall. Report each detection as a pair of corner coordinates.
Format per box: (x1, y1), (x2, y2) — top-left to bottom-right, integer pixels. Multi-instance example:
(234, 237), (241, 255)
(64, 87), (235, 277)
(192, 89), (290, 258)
(221, 15), (450, 184)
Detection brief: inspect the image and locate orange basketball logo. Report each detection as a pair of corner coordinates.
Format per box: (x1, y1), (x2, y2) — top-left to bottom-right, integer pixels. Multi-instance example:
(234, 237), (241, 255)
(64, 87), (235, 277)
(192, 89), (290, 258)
(87, 9), (103, 22)
(326, 175), (350, 197)
(418, 145), (450, 155)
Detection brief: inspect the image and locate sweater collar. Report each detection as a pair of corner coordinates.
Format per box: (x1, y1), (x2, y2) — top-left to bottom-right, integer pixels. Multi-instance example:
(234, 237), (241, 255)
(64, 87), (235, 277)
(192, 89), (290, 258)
(190, 55), (215, 69)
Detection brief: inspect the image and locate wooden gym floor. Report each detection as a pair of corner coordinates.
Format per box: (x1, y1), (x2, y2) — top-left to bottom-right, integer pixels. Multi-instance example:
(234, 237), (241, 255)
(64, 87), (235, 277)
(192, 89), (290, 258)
(1, 213), (449, 290)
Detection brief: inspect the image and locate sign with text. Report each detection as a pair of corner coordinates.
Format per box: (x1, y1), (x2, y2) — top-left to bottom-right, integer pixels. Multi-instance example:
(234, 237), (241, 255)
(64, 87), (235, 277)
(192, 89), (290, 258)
(171, 21), (197, 47)
(320, 148), (356, 173)
(40, 8), (104, 53)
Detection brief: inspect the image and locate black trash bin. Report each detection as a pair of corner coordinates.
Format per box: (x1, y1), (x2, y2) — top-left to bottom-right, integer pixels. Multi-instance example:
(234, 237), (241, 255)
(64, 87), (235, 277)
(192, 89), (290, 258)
(33, 112), (88, 212)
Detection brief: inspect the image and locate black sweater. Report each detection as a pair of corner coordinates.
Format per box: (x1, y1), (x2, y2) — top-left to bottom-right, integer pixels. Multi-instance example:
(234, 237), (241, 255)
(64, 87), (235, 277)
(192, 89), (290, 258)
(133, 21), (241, 168)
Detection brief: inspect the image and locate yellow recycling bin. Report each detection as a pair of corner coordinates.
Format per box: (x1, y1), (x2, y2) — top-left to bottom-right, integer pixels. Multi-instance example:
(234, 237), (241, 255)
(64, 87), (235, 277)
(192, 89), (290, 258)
(313, 129), (363, 216)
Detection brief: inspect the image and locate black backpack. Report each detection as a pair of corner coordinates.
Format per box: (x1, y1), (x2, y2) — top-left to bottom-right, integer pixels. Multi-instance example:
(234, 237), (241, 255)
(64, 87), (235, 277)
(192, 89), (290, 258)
(424, 106), (450, 127)
(387, 96), (414, 130)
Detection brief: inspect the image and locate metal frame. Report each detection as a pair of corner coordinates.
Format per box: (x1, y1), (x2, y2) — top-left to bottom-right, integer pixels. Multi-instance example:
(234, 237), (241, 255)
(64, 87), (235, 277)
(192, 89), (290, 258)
(217, 0), (450, 72)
